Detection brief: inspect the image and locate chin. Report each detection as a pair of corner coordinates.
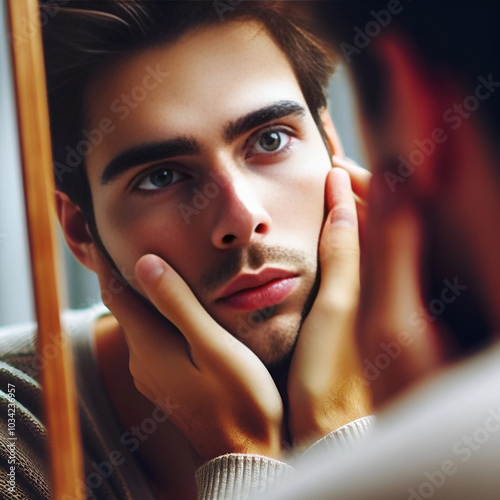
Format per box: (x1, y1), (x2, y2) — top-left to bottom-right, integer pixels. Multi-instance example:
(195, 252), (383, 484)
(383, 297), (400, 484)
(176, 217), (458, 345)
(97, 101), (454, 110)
(232, 312), (301, 367)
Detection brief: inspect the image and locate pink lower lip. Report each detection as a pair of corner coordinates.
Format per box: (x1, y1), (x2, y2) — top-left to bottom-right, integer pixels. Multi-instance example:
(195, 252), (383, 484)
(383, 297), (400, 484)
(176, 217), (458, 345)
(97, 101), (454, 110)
(218, 277), (298, 311)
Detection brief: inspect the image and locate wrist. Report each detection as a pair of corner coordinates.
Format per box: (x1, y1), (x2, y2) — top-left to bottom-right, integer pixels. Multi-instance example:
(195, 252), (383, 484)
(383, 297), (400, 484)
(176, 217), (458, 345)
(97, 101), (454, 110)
(289, 379), (371, 448)
(193, 425), (283, 462)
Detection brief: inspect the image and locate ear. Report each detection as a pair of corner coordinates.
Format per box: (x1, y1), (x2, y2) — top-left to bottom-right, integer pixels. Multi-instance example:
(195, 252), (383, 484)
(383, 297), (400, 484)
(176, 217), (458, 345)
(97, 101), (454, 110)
(320, 108), (344, 158)
(55, 191), (102, 273)
(368, 35), (452, 197)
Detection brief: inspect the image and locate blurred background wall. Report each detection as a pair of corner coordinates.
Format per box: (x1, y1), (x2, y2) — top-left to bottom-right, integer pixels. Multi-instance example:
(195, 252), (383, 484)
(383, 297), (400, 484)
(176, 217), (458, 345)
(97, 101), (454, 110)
(1, 0), (34, 325)
(0, 0), (367, 326)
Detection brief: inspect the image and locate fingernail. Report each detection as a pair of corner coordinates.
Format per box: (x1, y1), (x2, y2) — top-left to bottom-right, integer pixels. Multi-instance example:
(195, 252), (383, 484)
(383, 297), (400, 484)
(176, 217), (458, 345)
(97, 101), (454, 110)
(331, 166), (350, 186)
(136, 255), (167, 287)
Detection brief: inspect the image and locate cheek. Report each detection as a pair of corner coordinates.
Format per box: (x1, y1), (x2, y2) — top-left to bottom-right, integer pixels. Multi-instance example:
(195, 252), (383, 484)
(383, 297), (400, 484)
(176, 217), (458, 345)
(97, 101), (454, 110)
(269, 151), (330, 250)
(94, 199), (196, 277)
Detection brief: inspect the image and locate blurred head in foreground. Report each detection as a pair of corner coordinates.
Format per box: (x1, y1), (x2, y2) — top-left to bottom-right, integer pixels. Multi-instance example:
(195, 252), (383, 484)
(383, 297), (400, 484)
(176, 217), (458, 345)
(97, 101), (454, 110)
(316, 1), (500, 405)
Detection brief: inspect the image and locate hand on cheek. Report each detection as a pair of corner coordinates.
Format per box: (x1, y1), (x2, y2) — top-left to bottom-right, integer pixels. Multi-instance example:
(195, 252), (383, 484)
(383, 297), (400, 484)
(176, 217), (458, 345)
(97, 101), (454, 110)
(287, 166), (371, 448)
(98, 253), (283, 463)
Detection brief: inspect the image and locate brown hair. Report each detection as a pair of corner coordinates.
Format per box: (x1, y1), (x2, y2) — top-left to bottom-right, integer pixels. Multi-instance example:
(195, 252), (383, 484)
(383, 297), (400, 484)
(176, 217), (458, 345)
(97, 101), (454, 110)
(41, 0), (335, 240)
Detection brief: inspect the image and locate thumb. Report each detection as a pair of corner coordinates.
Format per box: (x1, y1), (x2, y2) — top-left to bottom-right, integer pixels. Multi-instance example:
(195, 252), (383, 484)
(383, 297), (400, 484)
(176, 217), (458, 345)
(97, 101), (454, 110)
(135, 254), (239, 361)
(318, 168), (360, 301)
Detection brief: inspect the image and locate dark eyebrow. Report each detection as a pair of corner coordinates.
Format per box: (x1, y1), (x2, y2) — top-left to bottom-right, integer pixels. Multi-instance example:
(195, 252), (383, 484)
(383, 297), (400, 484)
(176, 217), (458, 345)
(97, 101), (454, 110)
(100, 100), (306, 185)
(224, 100), (306, 142)
(101, 138), (199, 185)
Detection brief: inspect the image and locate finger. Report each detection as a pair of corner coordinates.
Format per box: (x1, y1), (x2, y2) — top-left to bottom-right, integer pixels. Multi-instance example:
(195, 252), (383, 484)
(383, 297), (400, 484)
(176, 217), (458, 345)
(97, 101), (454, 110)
(290, 168), (366, 435)
(332, 155), (369, 253)
(96, 258), (155, 324)
(318, 168), (360, 301)
(332, 155), (370, 202)
(92, 247), (146, 318)
(135, 255), (240, 361)
(95, 256), (190, 371)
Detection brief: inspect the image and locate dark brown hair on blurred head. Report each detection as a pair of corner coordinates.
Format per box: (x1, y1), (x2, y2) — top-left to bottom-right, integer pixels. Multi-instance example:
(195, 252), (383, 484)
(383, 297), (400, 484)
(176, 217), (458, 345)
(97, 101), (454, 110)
(315, 1), (500, 138)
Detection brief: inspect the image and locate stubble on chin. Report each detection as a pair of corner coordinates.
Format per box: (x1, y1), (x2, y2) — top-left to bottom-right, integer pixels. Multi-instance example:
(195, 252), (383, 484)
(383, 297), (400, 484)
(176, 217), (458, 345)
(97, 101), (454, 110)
(198, 243), (321, 366)
(233, 269), (320, 368)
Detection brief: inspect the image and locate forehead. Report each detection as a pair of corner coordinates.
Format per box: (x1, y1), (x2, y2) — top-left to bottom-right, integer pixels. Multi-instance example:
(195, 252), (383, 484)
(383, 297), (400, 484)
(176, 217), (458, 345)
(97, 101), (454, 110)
(85, 20), (307, 170)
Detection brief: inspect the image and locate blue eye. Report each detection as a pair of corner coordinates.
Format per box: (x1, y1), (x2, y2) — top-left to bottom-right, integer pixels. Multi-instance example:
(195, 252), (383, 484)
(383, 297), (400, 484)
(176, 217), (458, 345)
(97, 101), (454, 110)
(253, 130), (290, 154)
(137, 168), (183, 191)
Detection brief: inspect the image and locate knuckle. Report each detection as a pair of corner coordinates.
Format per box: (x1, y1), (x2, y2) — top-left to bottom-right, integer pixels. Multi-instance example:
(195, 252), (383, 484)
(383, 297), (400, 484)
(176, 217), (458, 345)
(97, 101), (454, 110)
(320, 240), (360, 262)
(316, 289), (359, 316)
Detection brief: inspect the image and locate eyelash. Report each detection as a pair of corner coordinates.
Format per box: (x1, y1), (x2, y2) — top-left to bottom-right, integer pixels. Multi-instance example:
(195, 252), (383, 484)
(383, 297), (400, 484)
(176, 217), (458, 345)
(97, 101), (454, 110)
(244, 125), (295, 160)
(130, 125), (296, 196)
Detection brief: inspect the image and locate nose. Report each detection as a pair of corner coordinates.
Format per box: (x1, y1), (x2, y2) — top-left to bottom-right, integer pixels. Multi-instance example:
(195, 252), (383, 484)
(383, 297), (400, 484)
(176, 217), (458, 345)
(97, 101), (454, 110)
(210, 172), (272, 249)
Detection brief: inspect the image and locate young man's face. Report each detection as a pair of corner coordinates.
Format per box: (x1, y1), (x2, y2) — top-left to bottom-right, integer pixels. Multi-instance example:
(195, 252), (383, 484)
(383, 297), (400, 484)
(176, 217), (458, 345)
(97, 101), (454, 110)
(83, 21), (333, 365)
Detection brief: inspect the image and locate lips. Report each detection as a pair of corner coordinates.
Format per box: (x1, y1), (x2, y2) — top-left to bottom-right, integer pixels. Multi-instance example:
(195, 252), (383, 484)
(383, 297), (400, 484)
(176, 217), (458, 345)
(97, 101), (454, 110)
(216, 268), (299, 311)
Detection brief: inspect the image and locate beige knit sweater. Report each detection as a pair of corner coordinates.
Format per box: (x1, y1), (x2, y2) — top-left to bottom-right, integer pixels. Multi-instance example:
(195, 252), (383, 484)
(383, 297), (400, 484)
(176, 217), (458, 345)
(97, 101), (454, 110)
(0, 306), (373, 500)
